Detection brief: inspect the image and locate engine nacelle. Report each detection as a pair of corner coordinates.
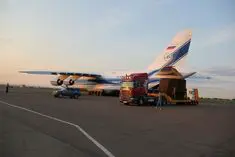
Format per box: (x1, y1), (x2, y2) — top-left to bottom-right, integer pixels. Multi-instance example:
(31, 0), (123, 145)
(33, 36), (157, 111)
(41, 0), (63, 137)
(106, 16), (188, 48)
(50, 75), (69, 86)
(63, 79), (74, 86)
(69, 79), (74, 85)
(57, 79), (64, 85)
(63, 75), (80, 86)
(50, 78), (64, 86)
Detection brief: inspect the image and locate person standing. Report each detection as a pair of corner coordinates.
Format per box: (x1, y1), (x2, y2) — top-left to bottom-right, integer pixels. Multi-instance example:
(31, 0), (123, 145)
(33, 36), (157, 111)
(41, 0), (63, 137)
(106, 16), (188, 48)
(6, 83), (9, 94)
(156, 92), (163, 110)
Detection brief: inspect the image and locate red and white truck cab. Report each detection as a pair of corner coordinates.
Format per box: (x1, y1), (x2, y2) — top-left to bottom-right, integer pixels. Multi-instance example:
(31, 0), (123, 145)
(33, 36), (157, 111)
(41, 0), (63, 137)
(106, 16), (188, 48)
(119, 73), (156, 105)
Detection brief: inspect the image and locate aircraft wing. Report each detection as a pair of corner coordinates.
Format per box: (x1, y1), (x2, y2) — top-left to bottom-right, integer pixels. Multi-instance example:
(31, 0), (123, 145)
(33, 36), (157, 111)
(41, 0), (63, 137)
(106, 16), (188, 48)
(19, 70), (114, 86)
(154, 66), (211, 80)
(19, 70), (102, 78)
(154, 66), (196, 79)
(185, 73), (212, 80)
(182, 72), (197, 79)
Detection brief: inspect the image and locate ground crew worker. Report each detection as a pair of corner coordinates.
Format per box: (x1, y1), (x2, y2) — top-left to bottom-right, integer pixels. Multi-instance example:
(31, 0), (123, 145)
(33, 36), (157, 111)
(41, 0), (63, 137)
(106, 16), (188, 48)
(172, 87), (176, 99)
(6, 83), (9, 94)
(156, 92), (163, 109)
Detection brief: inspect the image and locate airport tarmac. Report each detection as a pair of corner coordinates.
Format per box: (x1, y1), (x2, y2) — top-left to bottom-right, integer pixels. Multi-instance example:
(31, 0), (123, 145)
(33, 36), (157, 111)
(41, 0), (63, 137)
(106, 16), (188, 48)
(0, 87), (235, 157)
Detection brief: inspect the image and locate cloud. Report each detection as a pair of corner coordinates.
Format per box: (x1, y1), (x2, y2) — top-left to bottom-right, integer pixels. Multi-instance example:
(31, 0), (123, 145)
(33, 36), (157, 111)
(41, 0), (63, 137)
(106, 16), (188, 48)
(187, 74), (235, 99)
(185, 65), (235, 98)
(202, 66), (235, 77)
(202, 23), (235, 47)
(186, 66), (235, 87)
(189, 85), (235, 99)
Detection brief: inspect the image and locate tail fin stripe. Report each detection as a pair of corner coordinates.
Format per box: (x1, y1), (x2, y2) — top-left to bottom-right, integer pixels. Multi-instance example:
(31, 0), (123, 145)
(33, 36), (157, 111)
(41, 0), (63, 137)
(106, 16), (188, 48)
(148, 39), (191, 77)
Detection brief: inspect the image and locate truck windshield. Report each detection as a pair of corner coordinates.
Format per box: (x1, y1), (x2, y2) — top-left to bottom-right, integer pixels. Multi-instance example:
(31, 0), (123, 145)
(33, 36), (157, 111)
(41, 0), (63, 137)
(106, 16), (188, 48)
(121, 82), (133, 88)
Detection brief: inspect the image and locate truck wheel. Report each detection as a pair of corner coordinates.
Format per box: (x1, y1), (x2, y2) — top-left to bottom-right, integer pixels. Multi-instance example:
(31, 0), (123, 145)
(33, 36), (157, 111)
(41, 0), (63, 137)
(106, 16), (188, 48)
(74, 95), (79, 99)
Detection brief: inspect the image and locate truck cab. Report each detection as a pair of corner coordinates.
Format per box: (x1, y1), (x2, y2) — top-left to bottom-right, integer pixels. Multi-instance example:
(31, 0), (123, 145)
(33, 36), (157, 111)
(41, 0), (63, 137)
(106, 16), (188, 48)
(119, 73), (150, 105)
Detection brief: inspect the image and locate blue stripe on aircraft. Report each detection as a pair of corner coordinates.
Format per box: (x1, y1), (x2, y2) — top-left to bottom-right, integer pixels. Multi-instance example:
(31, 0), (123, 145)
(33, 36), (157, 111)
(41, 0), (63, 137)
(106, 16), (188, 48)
(147, 69), (160, 78)
(103, 77), (160, 84)
(91, 78), (120, 84)
(169, 40), (191, 66)
(148, 78), (160, 83)
(147, 39), (191, 77)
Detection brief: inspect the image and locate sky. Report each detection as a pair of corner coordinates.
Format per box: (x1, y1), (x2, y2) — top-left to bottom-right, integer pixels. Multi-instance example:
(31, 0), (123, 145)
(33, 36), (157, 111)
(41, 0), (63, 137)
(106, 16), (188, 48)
(0, 0), (235, 98)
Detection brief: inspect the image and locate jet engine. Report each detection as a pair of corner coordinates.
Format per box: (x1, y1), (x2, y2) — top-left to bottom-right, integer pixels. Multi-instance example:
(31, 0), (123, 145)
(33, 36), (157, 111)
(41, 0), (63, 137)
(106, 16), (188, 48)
(50, 75), (69, 86)
(56, 79), (63, 85)
(63, 75), (80, 86)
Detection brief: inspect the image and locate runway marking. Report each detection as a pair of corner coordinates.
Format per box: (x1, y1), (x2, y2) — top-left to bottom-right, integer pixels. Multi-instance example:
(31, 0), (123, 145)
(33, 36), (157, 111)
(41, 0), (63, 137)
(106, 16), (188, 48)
(0, 100), (115, 157)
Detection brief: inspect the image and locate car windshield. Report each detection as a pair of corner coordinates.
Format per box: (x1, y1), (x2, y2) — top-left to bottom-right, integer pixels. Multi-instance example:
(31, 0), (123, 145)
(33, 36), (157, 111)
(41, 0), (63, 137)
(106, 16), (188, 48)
(121, 82), (133, 88)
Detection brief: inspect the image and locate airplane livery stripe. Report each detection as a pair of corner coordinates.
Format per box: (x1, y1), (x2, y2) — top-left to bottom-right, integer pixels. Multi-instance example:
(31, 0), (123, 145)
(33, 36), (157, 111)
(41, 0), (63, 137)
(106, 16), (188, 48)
(148, 39), (191, 77)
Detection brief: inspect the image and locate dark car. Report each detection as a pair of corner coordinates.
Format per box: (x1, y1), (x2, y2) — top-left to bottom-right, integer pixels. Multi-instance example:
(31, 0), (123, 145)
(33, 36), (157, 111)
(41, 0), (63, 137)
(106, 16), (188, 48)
(53, 88), (81, 99)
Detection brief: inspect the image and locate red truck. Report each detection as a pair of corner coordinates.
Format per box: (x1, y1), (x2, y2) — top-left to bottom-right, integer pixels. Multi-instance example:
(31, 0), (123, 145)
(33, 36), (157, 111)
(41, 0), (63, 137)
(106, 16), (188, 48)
(119, 72), (199, 105)
(119, 73), (157, 105)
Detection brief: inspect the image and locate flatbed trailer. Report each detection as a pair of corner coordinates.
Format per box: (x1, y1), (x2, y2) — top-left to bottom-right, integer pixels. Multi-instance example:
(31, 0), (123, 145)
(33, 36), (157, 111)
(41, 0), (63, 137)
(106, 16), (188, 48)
(120, 89), (199, 106)
(159, 91), (199, 105)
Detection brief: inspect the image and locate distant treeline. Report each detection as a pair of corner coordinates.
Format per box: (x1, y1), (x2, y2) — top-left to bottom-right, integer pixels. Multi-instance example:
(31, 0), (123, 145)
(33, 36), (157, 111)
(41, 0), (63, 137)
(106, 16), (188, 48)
(0, 84), (58, 90)
(200, 97), (235, 103)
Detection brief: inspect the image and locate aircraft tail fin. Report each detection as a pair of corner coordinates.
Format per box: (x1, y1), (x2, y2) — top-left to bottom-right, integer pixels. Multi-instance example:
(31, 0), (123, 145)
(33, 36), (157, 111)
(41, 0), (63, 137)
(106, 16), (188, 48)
(147, 30), (192, 77)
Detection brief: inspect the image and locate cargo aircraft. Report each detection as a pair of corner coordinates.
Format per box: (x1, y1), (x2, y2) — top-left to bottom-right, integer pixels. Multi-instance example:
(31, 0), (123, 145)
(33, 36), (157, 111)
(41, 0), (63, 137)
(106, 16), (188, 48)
(20, 30), (196, 94)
